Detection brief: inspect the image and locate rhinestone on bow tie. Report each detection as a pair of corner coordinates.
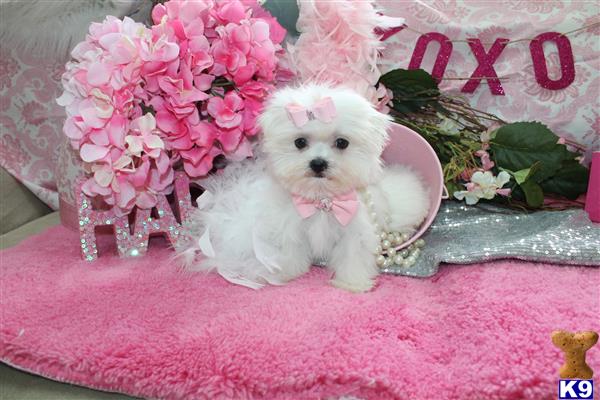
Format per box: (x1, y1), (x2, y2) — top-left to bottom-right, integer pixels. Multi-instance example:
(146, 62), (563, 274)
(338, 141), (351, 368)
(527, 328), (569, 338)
(317, 198), (333, 211)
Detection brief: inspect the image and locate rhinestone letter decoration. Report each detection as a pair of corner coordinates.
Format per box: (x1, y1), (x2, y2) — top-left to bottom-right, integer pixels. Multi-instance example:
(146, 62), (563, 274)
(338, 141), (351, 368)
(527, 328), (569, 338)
(77, 172), (193, 262)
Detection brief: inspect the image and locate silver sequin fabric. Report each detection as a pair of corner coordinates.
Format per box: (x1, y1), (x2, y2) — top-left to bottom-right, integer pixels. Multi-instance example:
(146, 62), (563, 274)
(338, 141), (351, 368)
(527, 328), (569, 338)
(380, 202), (600, 277)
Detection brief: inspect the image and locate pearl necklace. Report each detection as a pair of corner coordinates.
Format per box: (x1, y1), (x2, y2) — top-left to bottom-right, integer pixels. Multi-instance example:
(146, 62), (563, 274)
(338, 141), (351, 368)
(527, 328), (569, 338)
(361, 189), (425, 269)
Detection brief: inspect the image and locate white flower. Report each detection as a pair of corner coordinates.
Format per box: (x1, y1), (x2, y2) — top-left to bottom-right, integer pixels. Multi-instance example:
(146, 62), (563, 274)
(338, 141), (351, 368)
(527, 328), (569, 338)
(454, 171), (511, 205)
(480, 130), (491, 143)
(480, 122), (501, 143)
(436, 113), (462, 136)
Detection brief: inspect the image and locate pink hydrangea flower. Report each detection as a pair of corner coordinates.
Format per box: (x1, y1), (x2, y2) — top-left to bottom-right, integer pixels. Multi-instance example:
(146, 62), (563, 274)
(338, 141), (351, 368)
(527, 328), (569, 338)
(80, 114), (173, 215)
(59, 0), (291, 213)
(207, 92), (244, 129)
(57, 16), (178, 215)
(146, 0), (290, 177)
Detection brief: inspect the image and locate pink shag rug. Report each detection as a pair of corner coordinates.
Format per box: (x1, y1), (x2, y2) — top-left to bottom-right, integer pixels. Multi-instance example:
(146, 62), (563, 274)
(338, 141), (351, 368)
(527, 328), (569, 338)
(1, 225), (599, 400)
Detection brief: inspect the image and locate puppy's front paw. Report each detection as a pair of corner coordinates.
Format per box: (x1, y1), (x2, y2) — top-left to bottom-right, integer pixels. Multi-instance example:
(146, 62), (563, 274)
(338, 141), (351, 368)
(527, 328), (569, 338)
(330, 277), (375, 293)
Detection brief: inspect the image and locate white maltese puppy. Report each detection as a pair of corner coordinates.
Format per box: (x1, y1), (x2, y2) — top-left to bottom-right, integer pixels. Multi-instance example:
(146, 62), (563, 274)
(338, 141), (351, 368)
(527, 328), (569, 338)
(180, 84), (429, 292)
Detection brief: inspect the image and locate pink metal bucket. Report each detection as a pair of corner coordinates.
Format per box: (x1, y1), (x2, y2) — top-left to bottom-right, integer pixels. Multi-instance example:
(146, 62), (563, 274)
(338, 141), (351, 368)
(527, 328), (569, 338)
(381, 122), (446, 249)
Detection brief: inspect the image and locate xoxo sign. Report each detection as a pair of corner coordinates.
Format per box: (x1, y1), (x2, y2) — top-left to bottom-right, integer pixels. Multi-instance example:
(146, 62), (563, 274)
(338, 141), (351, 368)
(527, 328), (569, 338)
(406, 31), (576, 95)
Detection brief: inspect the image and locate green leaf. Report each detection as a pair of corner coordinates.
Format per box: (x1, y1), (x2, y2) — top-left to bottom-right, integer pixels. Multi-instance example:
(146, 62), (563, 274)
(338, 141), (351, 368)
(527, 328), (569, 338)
(520, 180), (544, 208)
(490, 122), (576, 182)
(262, 0), (299, 37)
(512, 168), (530, 185)
(379, 69), (440, 114)
(503, 161), (542, 185)
(435, 142), (452, 164)
(540, 160), (589, 199)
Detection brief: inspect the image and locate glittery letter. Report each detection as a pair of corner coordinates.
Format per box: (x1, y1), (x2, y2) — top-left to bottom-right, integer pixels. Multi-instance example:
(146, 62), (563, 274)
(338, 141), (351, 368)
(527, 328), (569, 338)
(126, 196), (182, 258)
(530, 32), (575, 90)
(408, 33), (453, 81)
(173, 171), (193, 225)
(118, 172), (193, 258)
(77, 172), (194, 261)
(76, 180), (129, 262)
(461, 38), (509, 95)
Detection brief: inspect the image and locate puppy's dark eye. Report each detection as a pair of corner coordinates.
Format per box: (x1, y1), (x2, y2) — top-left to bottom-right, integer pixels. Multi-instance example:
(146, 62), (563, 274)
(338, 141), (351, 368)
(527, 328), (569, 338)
(294, 137), (308, 149)
(335, 138), (349, 150)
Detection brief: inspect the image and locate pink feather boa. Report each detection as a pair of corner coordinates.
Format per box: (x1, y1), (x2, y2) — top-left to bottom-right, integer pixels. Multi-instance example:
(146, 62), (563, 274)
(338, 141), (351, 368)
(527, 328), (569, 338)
(289, 0), (403, 111)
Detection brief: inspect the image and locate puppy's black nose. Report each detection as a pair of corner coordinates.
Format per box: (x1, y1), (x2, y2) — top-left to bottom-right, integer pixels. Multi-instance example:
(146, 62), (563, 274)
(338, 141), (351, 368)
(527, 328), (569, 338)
(309, 158), (328, 174)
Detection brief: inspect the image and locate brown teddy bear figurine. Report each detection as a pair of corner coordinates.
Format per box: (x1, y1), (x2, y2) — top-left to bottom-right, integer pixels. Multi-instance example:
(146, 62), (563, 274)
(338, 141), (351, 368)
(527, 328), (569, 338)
(551, 330), (598, 379)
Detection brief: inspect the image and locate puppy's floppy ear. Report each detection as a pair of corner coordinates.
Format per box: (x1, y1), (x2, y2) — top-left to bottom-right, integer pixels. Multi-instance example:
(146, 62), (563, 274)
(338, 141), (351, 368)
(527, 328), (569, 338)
(258, 86), (296, 139)
(257, 99), (279, 139)
(367, 106), (393, 153)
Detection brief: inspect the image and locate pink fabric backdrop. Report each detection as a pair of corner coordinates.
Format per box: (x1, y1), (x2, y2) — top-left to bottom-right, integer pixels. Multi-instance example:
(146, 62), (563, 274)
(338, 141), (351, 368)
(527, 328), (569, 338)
(378, 1), (599, 150)
(0, 46), (65, 208)
(0, 1), (598, 208)
(0, 1), (146, 209)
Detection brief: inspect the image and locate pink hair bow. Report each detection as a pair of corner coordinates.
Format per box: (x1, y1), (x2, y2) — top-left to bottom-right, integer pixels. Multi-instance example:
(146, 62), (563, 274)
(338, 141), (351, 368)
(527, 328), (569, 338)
(285, 97), (337, 127)
(292, 191), (359, 226)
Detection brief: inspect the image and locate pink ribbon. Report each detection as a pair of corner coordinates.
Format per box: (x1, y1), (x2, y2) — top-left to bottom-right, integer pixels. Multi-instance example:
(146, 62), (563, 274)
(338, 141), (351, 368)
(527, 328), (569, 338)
(285, 97), (337, 127)
(585, 151), (600, 223)
(292, 191), (359, 226)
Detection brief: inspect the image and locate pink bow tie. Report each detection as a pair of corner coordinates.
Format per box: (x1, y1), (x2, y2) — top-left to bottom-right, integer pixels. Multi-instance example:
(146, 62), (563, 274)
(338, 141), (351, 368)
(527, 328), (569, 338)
(292, 191), (359, 226)
(285, 97), (337, 127)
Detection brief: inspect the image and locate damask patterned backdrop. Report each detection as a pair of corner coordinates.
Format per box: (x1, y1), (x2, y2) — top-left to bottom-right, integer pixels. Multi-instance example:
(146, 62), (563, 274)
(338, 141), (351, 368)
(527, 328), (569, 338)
(0, 0), (147, 209)
(0, 1), (598, 209)
(378, 0), (599, 152)
(1, 45), (66, 208)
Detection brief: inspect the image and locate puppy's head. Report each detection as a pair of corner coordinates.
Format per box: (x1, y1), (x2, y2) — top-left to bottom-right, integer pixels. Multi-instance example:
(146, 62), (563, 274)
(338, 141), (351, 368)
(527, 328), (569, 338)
(259, 84), (391, 198)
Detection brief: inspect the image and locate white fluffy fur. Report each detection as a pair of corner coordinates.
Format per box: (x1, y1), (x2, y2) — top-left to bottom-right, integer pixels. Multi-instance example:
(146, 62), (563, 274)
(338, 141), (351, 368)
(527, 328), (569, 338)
(180, 84), (429, 292)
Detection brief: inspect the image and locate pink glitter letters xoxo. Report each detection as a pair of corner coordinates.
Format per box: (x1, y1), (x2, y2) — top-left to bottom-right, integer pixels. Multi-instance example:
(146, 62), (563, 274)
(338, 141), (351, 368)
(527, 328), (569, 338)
(529, 32), (575, 90)
(461, 38), (509, 95)
(77, 172), (194, 261)
(404, 31), (579, 93)
(408, 33), (453, 81)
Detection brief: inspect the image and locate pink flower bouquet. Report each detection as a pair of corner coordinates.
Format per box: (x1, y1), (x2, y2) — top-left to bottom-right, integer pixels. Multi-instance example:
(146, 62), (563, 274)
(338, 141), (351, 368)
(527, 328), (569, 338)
(58, 0), (289, 215)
